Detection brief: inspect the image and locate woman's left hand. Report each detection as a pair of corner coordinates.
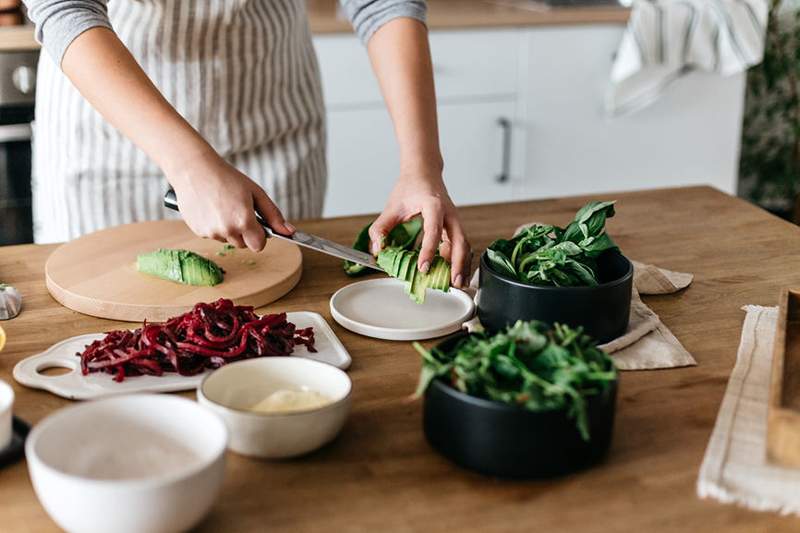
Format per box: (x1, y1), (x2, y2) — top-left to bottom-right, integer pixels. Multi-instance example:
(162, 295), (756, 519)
(369, 174), (471, 288)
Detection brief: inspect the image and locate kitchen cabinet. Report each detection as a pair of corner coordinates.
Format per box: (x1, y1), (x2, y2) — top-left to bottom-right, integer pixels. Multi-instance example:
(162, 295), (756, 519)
(324, 100), (519, 217)
(516, 25), (744, 199)
(316, 30), (522, 217)
(314, 24), (745, 217)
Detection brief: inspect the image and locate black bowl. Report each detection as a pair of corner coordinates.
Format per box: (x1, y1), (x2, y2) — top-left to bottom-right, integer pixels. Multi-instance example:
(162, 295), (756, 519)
(423, 333), (617, 479)
(477, 250), (633, 343)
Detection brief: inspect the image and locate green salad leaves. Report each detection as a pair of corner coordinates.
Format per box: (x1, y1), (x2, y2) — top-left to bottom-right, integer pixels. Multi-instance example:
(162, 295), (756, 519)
(414, 321), (617, 440)
(486, 200), (618, 287)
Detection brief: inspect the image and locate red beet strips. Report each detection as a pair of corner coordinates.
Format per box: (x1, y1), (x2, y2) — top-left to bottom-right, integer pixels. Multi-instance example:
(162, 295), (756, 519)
(77, 298), (316, 382)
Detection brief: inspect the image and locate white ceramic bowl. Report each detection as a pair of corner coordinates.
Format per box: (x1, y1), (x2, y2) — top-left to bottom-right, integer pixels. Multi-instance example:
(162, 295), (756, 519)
(26, 394), (228, 533)
(198, 357), (351, 459)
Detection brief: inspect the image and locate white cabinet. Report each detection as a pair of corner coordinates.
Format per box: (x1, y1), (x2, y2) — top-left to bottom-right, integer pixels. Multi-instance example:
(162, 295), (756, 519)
(324, 100), (519, 217)
(316, 30), (523, 217)
(314, 24), (745, 217)
(516, 25), (744, 199)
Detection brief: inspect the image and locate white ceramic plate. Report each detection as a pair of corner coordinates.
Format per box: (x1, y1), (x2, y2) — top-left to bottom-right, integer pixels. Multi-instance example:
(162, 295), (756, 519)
(330, 278), (475, 341)
(13, 312), (350, 400)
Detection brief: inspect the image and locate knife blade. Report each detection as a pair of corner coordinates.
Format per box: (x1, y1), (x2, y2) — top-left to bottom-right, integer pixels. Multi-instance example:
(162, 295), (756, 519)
(163, 189), (382, 271)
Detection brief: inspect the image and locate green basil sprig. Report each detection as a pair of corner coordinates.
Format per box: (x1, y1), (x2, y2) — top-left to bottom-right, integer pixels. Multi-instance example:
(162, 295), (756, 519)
(485, 200), (619, 287)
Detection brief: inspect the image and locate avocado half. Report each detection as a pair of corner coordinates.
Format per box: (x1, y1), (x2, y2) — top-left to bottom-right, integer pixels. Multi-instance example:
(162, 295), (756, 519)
(377, 247), (450, 304)
(136, 249), (224, 286)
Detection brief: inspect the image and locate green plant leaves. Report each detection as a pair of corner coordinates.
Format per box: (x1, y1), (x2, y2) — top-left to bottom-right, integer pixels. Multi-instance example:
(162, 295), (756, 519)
(413, 320), (617, 441)
(486, 200), (619, 286)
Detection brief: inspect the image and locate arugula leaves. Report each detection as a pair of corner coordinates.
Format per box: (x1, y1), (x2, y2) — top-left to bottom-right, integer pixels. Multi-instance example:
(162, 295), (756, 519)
(486, 200), (619, 287)
(414, 321), (617, 440)
(343, 218), (423, 276)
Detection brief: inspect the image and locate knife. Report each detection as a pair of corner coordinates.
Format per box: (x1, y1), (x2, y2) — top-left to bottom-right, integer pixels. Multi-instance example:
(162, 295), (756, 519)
(163, 189), (382, 271)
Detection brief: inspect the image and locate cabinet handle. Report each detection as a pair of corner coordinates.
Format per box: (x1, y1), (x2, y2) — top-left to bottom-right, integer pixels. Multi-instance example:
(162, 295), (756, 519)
(0, 123), (31, 143)
(496, 117), (511, 184)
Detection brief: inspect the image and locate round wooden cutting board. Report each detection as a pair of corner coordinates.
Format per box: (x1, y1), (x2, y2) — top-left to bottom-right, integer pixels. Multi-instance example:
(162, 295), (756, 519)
(45, 220), (303, 322)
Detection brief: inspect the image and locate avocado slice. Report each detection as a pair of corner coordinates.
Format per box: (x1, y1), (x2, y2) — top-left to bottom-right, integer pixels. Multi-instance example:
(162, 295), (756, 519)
(137, 249), (224, 286)
(377, 247), (450, 304)
(343, 218), (423, 277)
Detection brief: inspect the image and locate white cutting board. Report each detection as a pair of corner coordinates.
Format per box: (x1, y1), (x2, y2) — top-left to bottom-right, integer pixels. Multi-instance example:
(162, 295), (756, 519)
(13, 312), (351, 400)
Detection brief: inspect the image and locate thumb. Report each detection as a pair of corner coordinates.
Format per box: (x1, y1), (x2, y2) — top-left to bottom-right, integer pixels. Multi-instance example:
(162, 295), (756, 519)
(253, 188), (294, 236)
(369, 209), (404, 256)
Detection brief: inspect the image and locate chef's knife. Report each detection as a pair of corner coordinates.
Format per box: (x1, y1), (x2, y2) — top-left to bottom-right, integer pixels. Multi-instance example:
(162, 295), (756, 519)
(163, 189), (382, 271)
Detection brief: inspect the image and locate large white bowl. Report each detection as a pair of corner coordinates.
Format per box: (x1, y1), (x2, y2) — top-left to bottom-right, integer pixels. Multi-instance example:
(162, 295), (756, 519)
(26, 394), (228, 533)
(198, 357), (351, 459)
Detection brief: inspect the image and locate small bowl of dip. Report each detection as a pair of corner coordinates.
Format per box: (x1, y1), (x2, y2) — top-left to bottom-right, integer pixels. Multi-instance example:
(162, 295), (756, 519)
(197, 357), (352, 459)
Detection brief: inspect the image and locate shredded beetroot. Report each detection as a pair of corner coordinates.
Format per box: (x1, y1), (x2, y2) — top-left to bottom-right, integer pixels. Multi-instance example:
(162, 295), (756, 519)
(77, 299), (316, 382)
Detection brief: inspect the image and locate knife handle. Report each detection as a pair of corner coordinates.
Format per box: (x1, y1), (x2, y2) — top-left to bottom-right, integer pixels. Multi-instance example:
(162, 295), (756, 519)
(163, 188), (276, 237)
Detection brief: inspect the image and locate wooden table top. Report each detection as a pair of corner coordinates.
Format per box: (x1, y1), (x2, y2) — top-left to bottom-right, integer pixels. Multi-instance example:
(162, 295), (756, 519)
(2, 186), (799, 532)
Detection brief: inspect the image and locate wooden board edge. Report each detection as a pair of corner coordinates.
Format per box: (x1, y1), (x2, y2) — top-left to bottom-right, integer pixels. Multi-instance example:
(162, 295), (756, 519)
(767, 288), (800, 466)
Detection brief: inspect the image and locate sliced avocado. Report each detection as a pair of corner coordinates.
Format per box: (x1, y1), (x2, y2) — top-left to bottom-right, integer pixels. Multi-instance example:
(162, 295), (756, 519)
(344, 218), (423, 277)
(398, 253), (414, 283)
(136, 249), (224, 286)
(376, 247), (451, 304)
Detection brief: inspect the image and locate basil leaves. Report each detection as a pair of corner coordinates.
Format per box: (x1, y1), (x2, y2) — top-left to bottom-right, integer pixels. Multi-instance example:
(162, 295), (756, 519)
(486, 200), (619, 287)
(414, 321), (617, 440)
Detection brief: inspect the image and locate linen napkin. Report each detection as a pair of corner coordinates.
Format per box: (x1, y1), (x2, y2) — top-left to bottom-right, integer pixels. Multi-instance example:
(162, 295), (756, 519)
(696, 305), (800, 515)
(464, 226), (695, 370)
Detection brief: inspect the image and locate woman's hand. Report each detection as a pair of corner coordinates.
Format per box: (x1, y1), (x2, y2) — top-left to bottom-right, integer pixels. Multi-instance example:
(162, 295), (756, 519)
(370, 174), (471, 288)
(169, 150), (294, 252)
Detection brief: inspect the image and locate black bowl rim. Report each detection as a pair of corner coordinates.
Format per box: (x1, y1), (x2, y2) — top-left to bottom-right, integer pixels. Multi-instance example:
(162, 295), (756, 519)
(427, 332), (619, 415)
(479, 249), (634, 292)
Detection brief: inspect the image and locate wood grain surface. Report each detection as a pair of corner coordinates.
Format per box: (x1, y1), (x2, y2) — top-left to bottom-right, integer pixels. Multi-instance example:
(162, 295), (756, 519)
(2, 186), (800, 532)
(44, 220), (303, 321)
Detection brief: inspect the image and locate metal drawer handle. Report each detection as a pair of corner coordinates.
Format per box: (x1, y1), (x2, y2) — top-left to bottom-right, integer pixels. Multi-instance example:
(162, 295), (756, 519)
(496, 117), (511, 184)
(0, 123), (32, 142)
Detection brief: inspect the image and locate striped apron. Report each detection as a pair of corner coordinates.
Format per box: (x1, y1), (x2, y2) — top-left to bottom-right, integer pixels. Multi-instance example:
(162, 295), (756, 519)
(32, 0), (327, 244)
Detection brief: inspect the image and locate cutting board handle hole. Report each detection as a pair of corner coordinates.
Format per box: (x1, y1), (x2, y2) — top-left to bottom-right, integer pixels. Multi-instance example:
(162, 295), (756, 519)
(36, 363), (75, 377)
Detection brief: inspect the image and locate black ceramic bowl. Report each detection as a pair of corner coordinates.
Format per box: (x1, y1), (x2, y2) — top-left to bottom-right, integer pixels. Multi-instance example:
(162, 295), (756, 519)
(423, 333), (617, 479)
(478, 249), (633, 343)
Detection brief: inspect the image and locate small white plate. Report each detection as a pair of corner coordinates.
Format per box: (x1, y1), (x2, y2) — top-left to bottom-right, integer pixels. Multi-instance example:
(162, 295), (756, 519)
(13, 312), (350, 400)
(330, 278), (475, 341)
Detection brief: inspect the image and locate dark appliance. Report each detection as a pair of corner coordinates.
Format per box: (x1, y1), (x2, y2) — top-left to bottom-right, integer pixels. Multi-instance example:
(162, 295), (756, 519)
(0, 46), (36, 245)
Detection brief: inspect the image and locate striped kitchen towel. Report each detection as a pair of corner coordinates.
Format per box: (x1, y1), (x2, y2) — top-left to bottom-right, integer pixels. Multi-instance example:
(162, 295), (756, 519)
(607, 0), (768, 115)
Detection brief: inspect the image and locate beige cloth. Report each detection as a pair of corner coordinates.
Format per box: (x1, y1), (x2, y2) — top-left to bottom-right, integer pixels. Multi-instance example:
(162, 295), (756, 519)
(465, 229), (696, 370)
(601, 261), (696, 370)
(697, 305), (800, 515)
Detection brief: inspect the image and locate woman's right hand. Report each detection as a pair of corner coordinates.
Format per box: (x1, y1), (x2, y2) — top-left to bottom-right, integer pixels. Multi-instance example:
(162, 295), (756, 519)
(168, 150), (294, 252)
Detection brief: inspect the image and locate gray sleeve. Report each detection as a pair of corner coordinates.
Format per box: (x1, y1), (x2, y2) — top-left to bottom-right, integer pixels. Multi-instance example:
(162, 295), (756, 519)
(23, 0), (113, 66)
(339, 0), (427, 44)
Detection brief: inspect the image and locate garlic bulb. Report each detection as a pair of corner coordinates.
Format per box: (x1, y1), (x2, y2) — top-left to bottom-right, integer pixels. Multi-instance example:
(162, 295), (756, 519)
(0, 284), (21, 320)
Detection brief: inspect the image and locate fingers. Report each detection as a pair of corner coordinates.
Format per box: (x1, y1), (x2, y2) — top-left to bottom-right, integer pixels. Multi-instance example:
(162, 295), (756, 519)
(241, 215), (267, 253)
(253, 187), (294, 237)
(369, 209), (404, 256)
(445, 217), (470, 288)
(226, 233), (247, 249)
(418, 200), (444, 273)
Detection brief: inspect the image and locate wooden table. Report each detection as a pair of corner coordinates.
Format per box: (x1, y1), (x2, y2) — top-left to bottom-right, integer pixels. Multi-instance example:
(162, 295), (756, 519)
(2, 186), (799, 532)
